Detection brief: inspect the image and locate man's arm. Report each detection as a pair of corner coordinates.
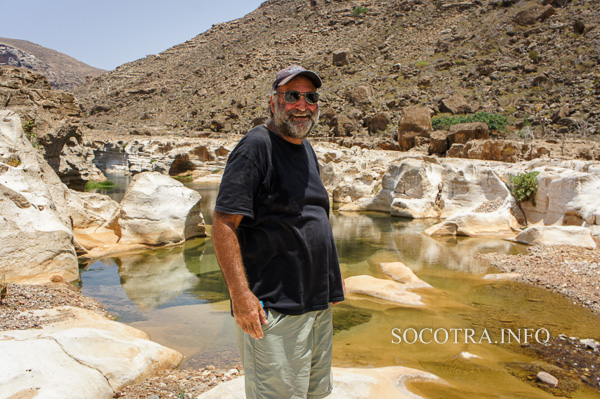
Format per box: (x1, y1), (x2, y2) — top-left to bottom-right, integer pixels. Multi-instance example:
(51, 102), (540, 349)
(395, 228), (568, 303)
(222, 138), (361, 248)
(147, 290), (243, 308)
(212, 210), (267, 339)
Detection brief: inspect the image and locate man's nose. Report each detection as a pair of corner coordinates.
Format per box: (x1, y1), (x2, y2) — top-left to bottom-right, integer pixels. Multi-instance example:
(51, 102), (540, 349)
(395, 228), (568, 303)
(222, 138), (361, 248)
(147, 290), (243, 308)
(294, 96), (308, 110)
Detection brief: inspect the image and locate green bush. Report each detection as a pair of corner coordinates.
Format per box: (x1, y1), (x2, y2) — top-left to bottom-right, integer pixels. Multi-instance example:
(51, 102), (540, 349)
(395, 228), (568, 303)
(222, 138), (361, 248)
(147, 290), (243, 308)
(22, 120), (39, 148)
(431, 112), (508, 133)
(509, 171), (540, 205)
(84, 180), (116, 190)
(353, 6), (368, 15)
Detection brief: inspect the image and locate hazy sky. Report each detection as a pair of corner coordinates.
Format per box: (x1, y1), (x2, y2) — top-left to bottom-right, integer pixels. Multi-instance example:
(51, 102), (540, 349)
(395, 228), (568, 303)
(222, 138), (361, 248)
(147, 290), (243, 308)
(1, 0), (265, 71)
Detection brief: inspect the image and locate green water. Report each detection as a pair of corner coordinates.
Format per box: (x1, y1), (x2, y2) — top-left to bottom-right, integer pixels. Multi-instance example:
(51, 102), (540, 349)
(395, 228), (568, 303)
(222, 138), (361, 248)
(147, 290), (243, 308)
(80, 183), (600, 398)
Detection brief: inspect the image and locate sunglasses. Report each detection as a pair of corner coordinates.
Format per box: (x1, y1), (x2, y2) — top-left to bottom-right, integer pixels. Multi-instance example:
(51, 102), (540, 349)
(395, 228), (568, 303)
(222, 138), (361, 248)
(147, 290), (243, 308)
(274, 90), (320, 104)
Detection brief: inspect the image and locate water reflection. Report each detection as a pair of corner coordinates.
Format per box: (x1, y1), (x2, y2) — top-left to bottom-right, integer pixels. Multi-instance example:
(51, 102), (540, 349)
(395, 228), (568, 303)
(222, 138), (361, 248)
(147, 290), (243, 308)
(117, 246), (201, 311)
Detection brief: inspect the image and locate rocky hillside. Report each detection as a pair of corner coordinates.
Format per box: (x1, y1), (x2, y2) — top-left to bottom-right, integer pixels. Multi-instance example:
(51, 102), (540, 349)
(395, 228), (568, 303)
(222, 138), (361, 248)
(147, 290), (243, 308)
(0, 37), (106, 91)
(76, 0), (599, 143)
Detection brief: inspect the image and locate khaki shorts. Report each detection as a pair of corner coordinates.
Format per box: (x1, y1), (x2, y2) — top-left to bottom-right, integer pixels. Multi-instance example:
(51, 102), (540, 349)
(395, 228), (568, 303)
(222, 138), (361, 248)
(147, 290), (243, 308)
(235, 307), (333, 399)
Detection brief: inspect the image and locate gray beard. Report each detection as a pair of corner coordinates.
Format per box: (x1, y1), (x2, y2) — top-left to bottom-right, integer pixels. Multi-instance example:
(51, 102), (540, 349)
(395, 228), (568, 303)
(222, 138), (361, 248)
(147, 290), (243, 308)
(272, 102), (319, 141)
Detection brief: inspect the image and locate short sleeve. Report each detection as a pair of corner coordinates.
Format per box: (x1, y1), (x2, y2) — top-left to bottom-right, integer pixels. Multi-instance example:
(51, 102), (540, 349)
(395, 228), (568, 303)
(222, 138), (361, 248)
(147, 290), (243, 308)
(214, 128), (270, 219)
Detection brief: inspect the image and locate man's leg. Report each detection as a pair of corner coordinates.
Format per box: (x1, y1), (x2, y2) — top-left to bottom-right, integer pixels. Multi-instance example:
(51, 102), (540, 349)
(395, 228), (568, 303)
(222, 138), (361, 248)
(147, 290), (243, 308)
(235, 308), (333, 399)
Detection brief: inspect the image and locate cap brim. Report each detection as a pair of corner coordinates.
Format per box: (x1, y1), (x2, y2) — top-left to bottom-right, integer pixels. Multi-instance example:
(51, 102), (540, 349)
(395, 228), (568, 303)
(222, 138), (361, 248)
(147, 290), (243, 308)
(275, 71), (322, 90)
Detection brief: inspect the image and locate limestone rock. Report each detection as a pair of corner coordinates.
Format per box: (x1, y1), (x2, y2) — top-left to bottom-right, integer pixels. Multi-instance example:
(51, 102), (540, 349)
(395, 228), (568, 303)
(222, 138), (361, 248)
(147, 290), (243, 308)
(515, 226), (596, 249)
(107, 171), (206, 246)
(515, 165), (600, 227)
(398, 107), (432, 151)
(344, 275), (425, 306)
(0, 306), (183, 398)
(197, 366), (442, 399)
(423, 197), (522, 237)
(0, 110), (78, 283)
(380, 262), (432, 288)
(67, 189), (120, 230)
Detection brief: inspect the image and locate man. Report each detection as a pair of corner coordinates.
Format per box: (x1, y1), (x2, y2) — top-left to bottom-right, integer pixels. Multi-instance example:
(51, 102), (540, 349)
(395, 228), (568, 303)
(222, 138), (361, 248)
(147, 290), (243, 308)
(213, 65), (345, 399)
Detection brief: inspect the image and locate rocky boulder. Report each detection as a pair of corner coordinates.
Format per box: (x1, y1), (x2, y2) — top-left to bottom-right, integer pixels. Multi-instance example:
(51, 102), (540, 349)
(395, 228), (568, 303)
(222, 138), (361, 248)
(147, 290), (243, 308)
(439, 94), (471, 114)
(515, 226), (596, 249)
(447, 122), (489, 146)
(423, 197), (523, 237)
(332, 49), (351, 66)
(107, 171), (206, 246)
(344, 275), (425, 306)
(0, 110), (78, 283)
(364, 112), (391, 134)
(510, 162), (600, 227)
(397, 107), (432, 151)
(513, 4), (556, 26)
(0, 306), (182, 399)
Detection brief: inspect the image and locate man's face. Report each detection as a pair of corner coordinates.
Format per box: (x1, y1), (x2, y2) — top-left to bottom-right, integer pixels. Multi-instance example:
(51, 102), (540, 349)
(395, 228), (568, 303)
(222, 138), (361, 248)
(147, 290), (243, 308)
(271, 75), (319, 141)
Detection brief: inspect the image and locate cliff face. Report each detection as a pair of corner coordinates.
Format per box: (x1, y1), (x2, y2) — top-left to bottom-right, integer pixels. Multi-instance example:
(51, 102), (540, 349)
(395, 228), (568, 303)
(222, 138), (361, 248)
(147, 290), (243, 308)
(74, 0), (599, 141)
(0, 37), (106, 91)
(0, 66), (103, 187)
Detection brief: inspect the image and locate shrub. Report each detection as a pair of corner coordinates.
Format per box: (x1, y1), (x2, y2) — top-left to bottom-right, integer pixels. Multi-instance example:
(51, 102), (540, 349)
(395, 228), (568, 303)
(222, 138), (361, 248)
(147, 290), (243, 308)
(22, 120), (39, 148)
(84, 180), (116, 190)
(431, 112), (508, 133)
(528, 50), (539, 62)
(509, 171), (540, 205)
(352, 6), (368, 16)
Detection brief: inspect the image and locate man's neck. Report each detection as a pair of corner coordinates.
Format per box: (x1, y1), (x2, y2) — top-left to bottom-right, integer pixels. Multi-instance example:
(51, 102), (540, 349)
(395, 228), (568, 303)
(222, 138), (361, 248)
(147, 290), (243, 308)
(265, 121), (304, 145)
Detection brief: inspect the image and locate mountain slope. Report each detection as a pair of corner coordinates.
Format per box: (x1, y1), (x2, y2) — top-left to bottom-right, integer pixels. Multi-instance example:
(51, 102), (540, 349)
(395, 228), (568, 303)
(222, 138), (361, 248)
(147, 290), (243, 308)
(0, 37), (106, 91)
(75, 0), (600, 141)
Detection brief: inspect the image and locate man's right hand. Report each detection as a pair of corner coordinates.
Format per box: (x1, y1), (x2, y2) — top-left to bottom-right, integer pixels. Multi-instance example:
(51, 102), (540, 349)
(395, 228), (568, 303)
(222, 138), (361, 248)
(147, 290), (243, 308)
(231, 291), (268, 339)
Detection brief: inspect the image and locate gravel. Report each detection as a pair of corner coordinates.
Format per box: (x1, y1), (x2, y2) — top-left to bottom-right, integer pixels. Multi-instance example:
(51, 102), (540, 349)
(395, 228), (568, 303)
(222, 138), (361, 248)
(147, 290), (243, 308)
(480, 244), (600, 315)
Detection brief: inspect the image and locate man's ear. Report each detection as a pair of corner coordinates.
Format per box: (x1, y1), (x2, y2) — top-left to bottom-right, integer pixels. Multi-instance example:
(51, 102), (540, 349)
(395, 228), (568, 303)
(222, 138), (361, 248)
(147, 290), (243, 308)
(270, 95), (275, 114)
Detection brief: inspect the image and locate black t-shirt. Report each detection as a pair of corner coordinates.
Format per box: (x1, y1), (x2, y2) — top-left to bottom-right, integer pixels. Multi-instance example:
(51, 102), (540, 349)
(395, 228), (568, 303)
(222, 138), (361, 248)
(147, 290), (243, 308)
(215, 125), (345, 315)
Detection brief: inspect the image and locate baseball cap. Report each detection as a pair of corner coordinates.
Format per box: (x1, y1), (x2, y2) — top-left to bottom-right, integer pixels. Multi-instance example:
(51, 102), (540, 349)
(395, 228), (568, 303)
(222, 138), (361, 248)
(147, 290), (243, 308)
(272, 65), (322, 91)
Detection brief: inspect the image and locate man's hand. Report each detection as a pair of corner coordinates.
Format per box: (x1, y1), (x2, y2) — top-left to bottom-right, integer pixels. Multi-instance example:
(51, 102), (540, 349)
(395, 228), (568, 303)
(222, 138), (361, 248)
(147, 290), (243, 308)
(213, 210), (268, 339)
(231, 291), (268, 339)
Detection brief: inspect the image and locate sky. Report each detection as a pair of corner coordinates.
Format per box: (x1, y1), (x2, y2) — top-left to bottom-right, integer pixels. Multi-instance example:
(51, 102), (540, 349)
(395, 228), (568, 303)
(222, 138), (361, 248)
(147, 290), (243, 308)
(1, 0), (266, 71)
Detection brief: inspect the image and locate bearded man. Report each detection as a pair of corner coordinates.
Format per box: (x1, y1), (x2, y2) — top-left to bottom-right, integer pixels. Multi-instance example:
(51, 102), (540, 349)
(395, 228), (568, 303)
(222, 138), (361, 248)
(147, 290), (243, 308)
(213, 65), (345, 399)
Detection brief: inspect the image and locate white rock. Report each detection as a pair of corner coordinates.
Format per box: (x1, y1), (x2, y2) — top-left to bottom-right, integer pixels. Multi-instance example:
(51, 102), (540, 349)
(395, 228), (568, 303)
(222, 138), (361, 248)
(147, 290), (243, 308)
(517, 167), (600, 227)
(483, 273), (522, 281)
(460, 351), (481, 359)
(0, 110), (78, 283)
(380, 262), (432, 287)
(344, 275), (425, 306)
(536, 371), (558, 388)
(423, 197), (521, 237)
(0, 306), (182, 398)
(0, 339), (113, 399)
(107, 171), (205, 245)
(197, 366), (442, 399)
(516, 226), (596, 249)
(67, 189), (120, 230)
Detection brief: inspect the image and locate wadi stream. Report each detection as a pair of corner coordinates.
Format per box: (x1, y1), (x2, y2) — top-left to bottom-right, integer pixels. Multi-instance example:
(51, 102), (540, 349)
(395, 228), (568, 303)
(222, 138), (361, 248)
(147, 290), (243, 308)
(80, 179), (600, 398)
